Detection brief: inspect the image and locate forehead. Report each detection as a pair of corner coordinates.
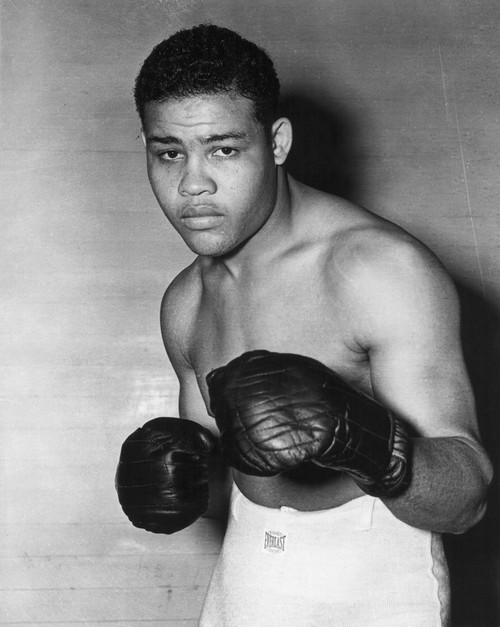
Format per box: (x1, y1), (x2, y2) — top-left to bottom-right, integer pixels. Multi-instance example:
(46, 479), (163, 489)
(142, 93), (260, 137)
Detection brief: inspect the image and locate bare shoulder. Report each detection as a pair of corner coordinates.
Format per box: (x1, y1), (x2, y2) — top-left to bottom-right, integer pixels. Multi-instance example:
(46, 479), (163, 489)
(294, 183), (453, 294)
(293, 184), (460, 346)
(325, 208), (459, 351)
(337, 218), (454, 303)
(336, 217), (450, 287)
(160, 260), (203, 369)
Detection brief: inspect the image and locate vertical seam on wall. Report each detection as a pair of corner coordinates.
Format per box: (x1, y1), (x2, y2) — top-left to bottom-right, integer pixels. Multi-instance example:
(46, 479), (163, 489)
(438, 45), (486, 300)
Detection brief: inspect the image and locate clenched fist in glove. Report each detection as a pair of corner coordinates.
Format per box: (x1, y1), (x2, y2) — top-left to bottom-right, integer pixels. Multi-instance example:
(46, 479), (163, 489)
(115, 417), (217, 534)
(207, 350), (411, 498)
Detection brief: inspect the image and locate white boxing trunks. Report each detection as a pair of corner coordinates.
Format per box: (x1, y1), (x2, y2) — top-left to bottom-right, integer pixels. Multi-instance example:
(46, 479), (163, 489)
(199, 484), (450, 626)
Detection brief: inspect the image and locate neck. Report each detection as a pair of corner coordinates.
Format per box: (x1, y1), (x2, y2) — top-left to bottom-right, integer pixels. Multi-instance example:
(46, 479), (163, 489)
(211, 168), (295, 277)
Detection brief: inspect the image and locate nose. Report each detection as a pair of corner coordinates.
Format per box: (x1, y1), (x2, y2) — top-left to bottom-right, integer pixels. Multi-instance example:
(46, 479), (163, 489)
(178, 157), (216, 196)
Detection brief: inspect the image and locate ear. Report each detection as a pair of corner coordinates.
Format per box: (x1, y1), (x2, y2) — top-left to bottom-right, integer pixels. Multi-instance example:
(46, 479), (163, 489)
(271, 118), (292, 165)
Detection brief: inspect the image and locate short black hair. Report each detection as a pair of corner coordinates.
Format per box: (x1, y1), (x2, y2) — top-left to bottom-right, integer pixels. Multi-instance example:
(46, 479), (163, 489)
(134, 24), (280, 128)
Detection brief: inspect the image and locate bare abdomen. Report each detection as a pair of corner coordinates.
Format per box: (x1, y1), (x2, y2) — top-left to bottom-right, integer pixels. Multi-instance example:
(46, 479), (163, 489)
(233, 465), (364, 511)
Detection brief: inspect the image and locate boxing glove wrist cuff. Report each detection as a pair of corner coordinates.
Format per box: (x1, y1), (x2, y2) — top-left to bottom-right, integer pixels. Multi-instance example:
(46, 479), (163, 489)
(317, 416), (412, 498)
(353, 418), (412, 497)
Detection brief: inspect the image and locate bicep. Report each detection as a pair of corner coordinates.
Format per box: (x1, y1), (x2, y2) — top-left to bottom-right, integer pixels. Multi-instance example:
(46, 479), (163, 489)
(160, 276), (216, 434)
(162, 329), (216, 432)
(359, 249), (478, 440)
(369, 327), (477, 439)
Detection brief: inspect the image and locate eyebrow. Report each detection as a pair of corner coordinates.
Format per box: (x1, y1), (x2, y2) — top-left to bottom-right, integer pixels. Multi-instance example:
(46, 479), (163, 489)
(145, 131), (250, 145)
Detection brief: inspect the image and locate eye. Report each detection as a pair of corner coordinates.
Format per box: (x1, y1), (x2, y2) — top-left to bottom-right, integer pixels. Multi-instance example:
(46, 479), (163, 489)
(160, 150), (183, 161)
(214, 147), (237, 157)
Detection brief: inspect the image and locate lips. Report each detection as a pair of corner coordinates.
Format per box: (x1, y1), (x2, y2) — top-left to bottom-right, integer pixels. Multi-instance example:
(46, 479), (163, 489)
(180, 205), (224, 230)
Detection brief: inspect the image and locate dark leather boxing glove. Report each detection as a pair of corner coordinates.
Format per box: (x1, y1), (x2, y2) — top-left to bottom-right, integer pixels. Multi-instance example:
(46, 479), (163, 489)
(206, 350), (411, 497)
(115, 417), (217, 534)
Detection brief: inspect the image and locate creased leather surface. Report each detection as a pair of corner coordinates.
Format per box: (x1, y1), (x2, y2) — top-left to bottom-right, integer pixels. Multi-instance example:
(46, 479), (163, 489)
(207, 350), (410, 496)
(115, 417), (216, 534)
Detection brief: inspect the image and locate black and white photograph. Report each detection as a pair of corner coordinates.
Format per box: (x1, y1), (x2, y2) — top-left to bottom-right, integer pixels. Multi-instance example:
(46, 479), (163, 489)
(1, 1), (499, 625)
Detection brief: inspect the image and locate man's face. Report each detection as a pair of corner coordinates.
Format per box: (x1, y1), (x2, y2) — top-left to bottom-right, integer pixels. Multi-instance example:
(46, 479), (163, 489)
(142, 93), (279, 257)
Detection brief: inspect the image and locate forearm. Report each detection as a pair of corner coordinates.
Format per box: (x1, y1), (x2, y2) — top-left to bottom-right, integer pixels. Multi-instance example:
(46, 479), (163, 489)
(381, 436), (492, 534)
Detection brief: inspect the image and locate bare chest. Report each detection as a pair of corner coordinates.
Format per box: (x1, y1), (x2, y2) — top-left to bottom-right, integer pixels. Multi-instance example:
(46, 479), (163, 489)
(189, 266), (371, 413)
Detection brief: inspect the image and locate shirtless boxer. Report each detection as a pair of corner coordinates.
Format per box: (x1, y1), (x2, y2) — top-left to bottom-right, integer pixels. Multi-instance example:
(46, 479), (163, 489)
(116, 24), (492, 625)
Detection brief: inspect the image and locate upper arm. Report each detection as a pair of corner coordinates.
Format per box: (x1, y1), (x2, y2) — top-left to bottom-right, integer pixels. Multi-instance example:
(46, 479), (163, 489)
(351, 235), (479, 442)
(160, 267), (216, 433)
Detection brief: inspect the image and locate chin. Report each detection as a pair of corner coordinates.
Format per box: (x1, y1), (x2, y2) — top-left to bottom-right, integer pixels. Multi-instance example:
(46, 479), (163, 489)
(183, 235), (238, 258)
